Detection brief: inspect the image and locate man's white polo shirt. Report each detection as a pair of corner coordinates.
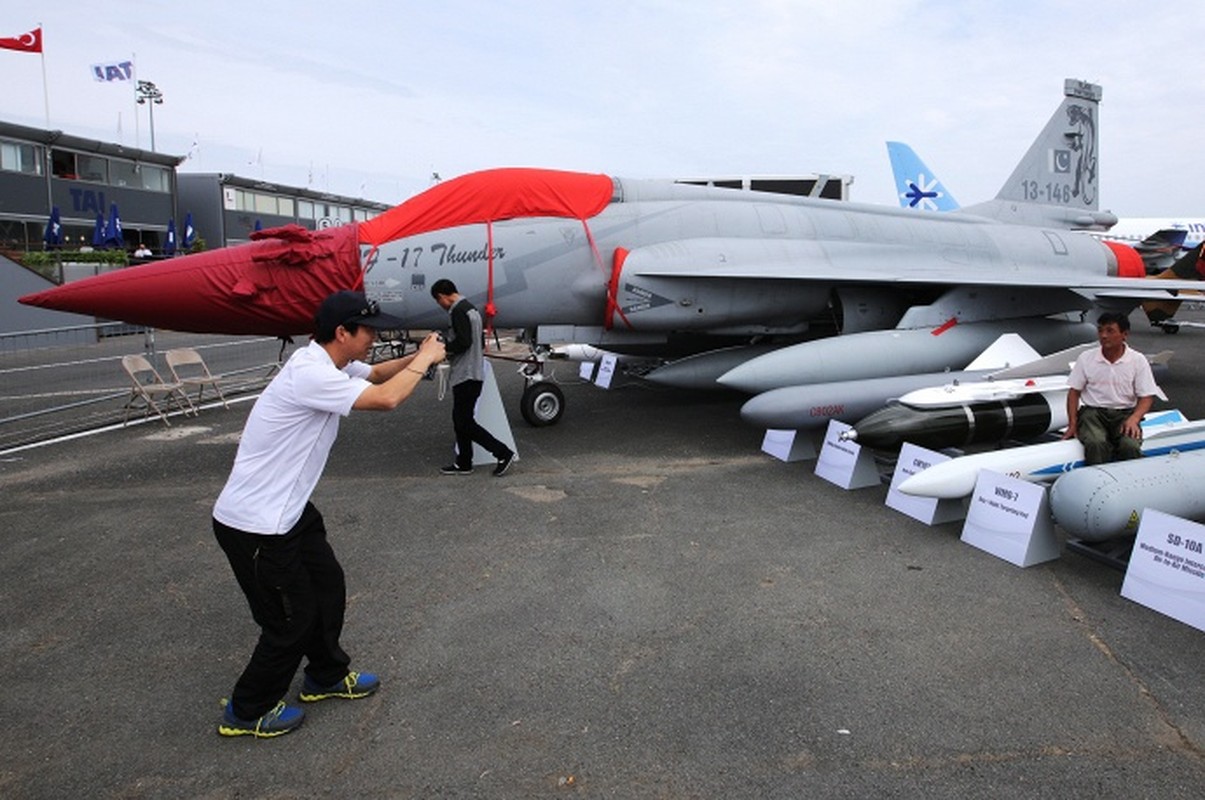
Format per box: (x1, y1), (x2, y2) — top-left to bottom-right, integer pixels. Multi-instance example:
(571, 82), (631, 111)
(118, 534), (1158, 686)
(213, 340), (371, 534)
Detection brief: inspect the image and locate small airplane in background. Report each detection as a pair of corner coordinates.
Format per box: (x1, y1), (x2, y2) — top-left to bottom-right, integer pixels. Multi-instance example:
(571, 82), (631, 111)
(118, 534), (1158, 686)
(21, 79), (1205, 430)
(887, 141), (960, 213)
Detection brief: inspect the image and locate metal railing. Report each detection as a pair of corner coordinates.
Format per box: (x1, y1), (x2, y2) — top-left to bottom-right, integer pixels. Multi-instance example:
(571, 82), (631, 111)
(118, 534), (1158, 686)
(0, 322), (295, 452)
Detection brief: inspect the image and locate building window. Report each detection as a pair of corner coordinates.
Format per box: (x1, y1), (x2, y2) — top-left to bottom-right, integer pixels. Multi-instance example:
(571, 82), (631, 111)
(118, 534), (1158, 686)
(140, 164), (170, 193)
(51, 149), (77, 178)
(76, 154), (108, 183)
(0, 140), (43, 175)
(110, 159), (139, 187)
(298, 200), (315, 221)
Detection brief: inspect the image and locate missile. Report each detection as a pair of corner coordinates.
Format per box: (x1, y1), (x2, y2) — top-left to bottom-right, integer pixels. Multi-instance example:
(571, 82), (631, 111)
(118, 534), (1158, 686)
(739, 369), (989, 430)
(840, 350), (1169, 451)
(842, 390), (1068, 451)
(1049, 450), (1205, 542)
(896, 411), (1205, 499)
(716, 318), (1096, 394)
(644, 344), (785, 390)
(550, 344), (612, 362)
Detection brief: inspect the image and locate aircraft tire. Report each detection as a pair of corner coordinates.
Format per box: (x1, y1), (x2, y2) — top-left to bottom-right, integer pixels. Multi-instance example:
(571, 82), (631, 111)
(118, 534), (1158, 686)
(521, 382), (564, 427)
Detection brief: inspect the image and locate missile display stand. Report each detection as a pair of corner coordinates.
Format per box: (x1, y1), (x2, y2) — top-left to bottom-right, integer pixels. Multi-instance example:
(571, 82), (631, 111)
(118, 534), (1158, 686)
(1065, 538), (1134, 571)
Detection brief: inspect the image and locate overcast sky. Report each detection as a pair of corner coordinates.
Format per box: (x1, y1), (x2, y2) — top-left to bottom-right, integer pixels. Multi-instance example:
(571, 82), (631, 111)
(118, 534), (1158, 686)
(1, 1), (1202, 215)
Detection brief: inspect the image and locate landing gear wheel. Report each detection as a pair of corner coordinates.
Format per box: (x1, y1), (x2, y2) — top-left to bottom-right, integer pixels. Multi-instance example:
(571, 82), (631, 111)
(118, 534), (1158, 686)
(520, 382), (565, 427)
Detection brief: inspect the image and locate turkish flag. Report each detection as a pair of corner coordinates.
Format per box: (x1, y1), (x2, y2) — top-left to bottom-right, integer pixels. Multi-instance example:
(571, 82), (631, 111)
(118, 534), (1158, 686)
(0, 28), (41, 53)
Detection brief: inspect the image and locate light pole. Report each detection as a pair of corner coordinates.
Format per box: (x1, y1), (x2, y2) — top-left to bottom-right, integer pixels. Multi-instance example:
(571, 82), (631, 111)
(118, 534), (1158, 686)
(135, 80), (164, 152)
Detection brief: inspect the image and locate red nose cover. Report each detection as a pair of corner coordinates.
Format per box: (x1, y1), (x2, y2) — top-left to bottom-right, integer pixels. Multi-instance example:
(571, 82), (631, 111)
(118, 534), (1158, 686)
(20, 224), (363, 336)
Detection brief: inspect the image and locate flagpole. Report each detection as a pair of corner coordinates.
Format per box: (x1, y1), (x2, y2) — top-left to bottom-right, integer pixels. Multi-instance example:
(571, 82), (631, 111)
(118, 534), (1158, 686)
(38, 24), (49, 127)
(131, 51), (140, 150)
(36, 22), (54, 248)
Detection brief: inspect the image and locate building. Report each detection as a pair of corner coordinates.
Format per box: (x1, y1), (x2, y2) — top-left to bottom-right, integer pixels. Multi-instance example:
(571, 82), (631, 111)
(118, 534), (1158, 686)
(0, 120), (182, 254)
(177, 173), (390, 249)
(0, 118), (392, 333)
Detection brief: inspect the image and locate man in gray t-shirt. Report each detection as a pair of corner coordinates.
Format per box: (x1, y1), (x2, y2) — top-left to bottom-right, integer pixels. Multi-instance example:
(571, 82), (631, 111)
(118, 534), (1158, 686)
(431, 278), (515, 477)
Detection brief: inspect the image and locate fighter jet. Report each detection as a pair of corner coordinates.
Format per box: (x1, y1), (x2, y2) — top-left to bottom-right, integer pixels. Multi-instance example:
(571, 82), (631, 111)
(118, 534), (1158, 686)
(20, 79), (1203, 426)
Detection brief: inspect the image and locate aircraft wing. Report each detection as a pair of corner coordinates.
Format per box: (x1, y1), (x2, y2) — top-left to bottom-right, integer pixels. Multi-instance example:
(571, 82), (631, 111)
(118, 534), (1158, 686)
(621, 237), (1205, 294)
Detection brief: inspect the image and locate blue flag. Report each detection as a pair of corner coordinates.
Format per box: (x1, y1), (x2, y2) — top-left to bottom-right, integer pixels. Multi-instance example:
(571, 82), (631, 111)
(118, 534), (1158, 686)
(92, 213), (105, 247)
(43, 206), (63, 248)
(165, 218), (177, 256)
(183, 211), (195, 249)
(104, 202), (123, 247)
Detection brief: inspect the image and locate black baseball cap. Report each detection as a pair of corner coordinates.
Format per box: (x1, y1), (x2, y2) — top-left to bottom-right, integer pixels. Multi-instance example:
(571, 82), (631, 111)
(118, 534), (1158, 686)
(315, 290), (405, 337)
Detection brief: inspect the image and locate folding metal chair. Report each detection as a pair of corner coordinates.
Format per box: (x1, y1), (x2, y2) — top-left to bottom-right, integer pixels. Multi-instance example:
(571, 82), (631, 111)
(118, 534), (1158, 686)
(165, 347), (230, 409)
(120, 354), (196, 425)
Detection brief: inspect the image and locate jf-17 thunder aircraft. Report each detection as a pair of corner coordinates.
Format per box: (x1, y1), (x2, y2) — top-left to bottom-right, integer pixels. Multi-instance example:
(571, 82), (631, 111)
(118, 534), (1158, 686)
(20, 78), (1205, 429)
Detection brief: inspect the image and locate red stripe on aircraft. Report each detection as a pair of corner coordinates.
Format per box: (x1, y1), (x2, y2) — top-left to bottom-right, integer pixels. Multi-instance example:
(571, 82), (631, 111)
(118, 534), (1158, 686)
(931, 318), (958, 335)
(1102, 240), (1145, 278)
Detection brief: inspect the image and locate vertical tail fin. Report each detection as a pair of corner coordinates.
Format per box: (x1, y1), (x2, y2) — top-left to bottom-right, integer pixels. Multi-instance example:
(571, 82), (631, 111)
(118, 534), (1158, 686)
(962, 79), (1118, 230)
(886, 142), (960, 212)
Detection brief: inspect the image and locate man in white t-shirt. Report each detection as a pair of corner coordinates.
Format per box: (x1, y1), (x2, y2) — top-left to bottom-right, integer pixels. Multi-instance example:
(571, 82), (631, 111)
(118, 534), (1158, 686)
(212, 290), (444, 738)
(1064, 311), (1164, 466)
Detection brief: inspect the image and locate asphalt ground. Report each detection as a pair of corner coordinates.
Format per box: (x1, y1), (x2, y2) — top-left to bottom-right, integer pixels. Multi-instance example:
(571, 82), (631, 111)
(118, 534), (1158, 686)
(2, 310), (1204, 799)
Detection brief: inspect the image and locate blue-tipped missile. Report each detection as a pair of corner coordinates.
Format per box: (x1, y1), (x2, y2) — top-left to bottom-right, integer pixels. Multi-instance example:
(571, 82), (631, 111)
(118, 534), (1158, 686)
(1049, 450), (1205, 542)
(897, 411), (1205, 499)
(717, 318), (1096, 394)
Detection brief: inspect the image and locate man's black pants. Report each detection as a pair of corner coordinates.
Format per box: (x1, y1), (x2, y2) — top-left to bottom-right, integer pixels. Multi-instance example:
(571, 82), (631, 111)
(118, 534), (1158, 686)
(213, 502), (350, 719)
(452, 379), (511, 469)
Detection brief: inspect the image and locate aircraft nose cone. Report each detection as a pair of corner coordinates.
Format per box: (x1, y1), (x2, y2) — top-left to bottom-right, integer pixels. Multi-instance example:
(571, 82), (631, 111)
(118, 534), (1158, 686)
(19, 224), (365, 336)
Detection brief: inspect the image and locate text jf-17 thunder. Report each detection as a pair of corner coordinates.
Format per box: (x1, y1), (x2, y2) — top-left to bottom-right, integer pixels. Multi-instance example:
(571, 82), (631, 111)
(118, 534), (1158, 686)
(20, 79), (1205, 428)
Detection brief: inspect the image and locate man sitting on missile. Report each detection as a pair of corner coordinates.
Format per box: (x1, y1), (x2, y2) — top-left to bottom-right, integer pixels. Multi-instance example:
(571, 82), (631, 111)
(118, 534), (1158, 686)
(1062, 311), (1163, 465)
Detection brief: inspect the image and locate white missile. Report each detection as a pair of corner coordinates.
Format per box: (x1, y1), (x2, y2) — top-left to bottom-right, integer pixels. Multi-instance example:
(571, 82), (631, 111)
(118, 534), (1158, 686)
(897, 411), (1205, 499)
(897, 347), (1170, 408)
(717, 318), (1096, 394)
(549, 344), (613, 362)
(1049, 450), (1205, 542)
(897, 374), (1071, 408)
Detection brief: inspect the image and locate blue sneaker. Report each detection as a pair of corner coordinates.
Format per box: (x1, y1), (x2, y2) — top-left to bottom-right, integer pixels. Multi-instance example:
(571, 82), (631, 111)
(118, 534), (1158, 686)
(299, 670), (380, 702)
(218, 699), (304, 738)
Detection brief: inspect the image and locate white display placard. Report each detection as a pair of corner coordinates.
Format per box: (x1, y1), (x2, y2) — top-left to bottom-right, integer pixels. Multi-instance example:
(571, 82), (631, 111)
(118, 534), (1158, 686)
(886, 442), (965, 525)
(761, 429), (817, 462)
(594, 353), (618, 389)
(961, 469), (1059, 567)
(815, 420), (880, 490)
(578, 360), (596, 381)
(470, 360), (518, 465)
(1121, 509), (1205, 632)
